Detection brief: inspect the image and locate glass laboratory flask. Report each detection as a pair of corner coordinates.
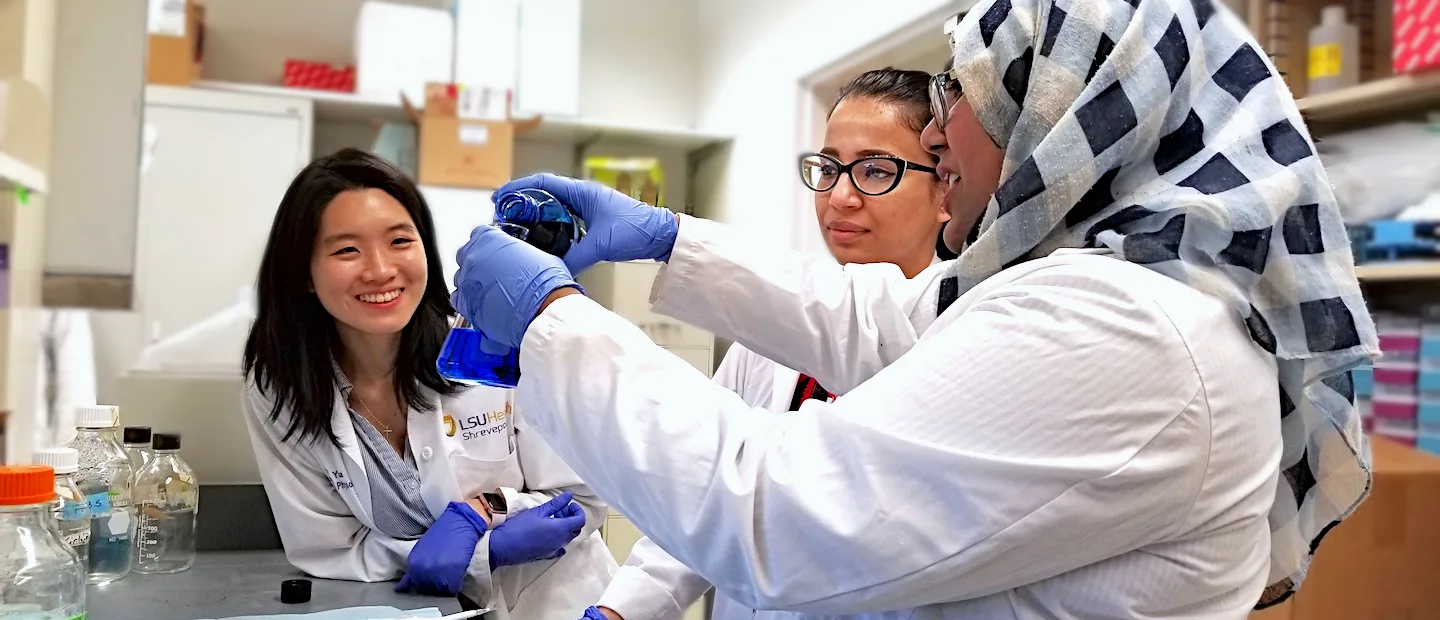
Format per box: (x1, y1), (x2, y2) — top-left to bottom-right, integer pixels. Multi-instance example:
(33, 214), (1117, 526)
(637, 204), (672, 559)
(133, 433), (198, 574)
(0, 465), (87, 620)
(493, 188), (587, 257)
(65, 405), (135, 585)
(437, 223), (531, 388)
(33, 448), (91, 572)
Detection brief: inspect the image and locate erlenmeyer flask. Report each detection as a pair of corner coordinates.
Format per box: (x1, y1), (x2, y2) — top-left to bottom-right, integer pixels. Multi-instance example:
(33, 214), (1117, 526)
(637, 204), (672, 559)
(437, 223), (529, 388)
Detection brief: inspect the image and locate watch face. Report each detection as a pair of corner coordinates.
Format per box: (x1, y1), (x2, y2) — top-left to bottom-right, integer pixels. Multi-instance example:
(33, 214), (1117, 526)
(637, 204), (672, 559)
(484, 493), (507, 514)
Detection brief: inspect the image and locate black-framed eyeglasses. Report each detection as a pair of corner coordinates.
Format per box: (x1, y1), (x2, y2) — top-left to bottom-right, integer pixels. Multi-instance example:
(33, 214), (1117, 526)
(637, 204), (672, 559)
(798, 152), (936, 196)
(929, 70), (964, 130)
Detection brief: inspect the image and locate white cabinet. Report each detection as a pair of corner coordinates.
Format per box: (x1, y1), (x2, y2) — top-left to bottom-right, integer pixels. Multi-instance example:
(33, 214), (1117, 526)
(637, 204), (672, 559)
(134, 86), (312, 343)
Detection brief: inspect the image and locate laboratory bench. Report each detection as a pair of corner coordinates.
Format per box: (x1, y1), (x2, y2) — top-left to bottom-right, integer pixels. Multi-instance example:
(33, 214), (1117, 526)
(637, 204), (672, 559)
(86, 550), (462, 620)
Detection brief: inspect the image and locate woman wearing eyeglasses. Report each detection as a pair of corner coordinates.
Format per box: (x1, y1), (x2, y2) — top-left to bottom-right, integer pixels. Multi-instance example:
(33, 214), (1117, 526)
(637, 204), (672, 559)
(582, 68), (947, 620)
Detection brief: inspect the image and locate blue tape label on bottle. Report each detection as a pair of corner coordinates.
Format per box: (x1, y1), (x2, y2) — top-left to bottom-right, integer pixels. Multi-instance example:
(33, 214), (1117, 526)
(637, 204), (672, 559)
(85, 492), (112, 515)
(61, 500), (88, 521)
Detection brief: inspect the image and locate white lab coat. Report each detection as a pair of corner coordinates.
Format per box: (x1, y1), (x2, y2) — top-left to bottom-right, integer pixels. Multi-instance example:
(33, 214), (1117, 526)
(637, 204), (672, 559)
(514, 216), (1281, 619)
(242, 380), (617, 620)
(600, 255), (943, 620)
(597, 344), (805, 620)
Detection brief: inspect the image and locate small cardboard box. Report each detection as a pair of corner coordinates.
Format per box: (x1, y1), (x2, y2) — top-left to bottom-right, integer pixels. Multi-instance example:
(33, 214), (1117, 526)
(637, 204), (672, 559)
(417, 118), (515, 189)
(407, 82), (538, 190)
(146, 0), (204, 86)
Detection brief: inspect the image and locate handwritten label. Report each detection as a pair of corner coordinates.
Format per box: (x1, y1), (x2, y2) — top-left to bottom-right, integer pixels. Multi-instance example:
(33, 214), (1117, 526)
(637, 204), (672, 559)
(63, 529), (91, 547)
(61, 500), (88, 521)
(85, 492), (111, 516)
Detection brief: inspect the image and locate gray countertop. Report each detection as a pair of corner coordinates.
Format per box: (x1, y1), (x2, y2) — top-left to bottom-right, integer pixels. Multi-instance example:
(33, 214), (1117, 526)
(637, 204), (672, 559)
(87, 551), (463, 620)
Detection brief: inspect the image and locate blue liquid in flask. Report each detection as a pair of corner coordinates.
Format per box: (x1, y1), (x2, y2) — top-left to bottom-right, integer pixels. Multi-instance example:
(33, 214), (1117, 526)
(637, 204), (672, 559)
(436, 319), (521, 388)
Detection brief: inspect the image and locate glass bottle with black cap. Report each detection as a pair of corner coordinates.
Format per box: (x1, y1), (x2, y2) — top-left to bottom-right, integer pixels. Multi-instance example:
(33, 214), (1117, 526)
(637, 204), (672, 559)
(133, 432), (198, 574)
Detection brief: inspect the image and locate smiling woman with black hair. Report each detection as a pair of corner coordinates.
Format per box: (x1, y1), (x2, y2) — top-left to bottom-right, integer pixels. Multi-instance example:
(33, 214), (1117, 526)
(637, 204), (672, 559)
(241, 148), (616, 620)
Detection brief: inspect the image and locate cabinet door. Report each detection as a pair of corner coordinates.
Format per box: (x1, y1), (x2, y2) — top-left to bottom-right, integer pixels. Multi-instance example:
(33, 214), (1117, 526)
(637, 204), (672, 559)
(134, 95), (309, 343)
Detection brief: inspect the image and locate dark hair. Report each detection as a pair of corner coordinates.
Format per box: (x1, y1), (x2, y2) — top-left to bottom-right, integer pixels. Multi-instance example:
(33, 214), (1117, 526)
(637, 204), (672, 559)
(829, 67), (935, 135)
(243, 148), (460, 446)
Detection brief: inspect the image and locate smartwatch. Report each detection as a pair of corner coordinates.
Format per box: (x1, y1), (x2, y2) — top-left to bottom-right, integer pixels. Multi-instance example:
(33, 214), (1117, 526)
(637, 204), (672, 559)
(482, 492), (508, 526)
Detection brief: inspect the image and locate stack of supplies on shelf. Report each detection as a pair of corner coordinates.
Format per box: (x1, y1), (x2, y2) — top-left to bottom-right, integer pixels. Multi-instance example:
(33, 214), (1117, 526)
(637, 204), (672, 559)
(1355, 363), (1373, 431)
(1349, 220), (1440, 264)
(1372, 313), (1421, 446)
(1394, 0), (1440, 74)
(282, 60), (356, 93)
(1419, 317), (1440, 455)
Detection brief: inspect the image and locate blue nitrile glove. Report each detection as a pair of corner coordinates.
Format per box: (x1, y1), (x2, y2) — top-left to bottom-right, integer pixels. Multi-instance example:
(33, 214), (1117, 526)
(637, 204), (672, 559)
(492, 174), (680, 275)
(452, 224), (581, 349)
(396, 501), (489, 595)
(488, 491), (587, 570)
(578, 606), (611, 620)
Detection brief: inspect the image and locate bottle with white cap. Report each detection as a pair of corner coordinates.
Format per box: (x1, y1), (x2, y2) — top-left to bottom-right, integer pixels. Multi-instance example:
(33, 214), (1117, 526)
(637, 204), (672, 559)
(32, 448), (91, 570)
(64, 405), (134, 584)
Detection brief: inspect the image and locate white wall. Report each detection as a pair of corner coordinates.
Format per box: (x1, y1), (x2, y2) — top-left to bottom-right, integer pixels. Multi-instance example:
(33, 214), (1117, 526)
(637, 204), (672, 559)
(694, 0), (963, 253)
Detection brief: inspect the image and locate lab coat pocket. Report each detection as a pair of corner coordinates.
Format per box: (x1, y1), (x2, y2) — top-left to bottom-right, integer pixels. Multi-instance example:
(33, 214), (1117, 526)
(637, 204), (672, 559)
(446, 440), (527, 497)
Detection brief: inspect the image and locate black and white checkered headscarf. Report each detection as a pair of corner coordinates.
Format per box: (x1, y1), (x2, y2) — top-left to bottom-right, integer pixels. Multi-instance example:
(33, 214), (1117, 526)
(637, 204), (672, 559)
(939, 0), (1379, 607)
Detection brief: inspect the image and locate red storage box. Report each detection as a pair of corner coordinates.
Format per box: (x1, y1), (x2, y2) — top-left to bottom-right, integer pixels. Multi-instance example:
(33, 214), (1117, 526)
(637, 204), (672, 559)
(1394, 0), (1440, 74)
(282, 60), (355, 93)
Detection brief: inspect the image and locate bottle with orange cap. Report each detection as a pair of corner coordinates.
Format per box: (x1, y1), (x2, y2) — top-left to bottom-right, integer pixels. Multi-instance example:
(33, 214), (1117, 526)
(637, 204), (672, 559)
(0, 464), (86, 619)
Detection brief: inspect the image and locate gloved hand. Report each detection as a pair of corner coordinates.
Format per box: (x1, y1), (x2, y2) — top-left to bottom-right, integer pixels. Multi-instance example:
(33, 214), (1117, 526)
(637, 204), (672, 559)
(488, 491), (587, 570)
(492, 174), (680, 275)
(396, 501), (489, 595)
(578, 606), (615, 620)
(452, 224), (581, 348)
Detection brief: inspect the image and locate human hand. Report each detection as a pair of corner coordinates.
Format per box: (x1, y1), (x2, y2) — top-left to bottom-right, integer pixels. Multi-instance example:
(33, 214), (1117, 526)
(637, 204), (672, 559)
(395, 501), (488, 595)
(488, 491), (586, 570)
(452, 224), (581, 348)
(577, 606), (620, 620)
(493, 174), (679, 275)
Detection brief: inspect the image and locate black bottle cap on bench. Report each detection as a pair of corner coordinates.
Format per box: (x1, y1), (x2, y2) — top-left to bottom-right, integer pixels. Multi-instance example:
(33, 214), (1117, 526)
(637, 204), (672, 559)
(122, 426), (152, 445)
(281, 578), (312, 604)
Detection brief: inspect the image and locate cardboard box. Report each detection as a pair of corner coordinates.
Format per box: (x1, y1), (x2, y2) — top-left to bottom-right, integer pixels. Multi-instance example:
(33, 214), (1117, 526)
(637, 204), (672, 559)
(417, 117), (515, 190)
(406, 83), (538, 190)
(146, 0), (204, 86)
(1393, 0), (1440, 74)
(1257, 436), (1440, 619)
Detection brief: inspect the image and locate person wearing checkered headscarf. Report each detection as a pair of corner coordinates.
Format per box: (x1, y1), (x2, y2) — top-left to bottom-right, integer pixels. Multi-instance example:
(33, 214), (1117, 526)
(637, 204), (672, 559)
(451, 1), (1382, 618)
(927, 0), (1378, 609)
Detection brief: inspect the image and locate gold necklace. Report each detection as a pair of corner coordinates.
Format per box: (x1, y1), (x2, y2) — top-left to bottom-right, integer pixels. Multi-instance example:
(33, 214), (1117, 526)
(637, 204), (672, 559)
(353, 394), (394, 437)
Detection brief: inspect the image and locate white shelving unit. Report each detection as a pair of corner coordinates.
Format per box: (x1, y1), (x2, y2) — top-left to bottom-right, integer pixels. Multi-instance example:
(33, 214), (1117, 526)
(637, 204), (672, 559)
(0, 151), (46, 194)
(192, 80), (732, 153)
(1297, 71), (1440, 126)
(1355, 262), (1440, 283)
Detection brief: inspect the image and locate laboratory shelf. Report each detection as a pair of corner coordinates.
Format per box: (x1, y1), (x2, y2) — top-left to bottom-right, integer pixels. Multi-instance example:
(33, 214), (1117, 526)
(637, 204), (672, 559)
(1355, 262), (1440, 282)
(1297, 72), (1440, 126)
(193, 80), (733, 153)
(0, 151), (45, 194)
